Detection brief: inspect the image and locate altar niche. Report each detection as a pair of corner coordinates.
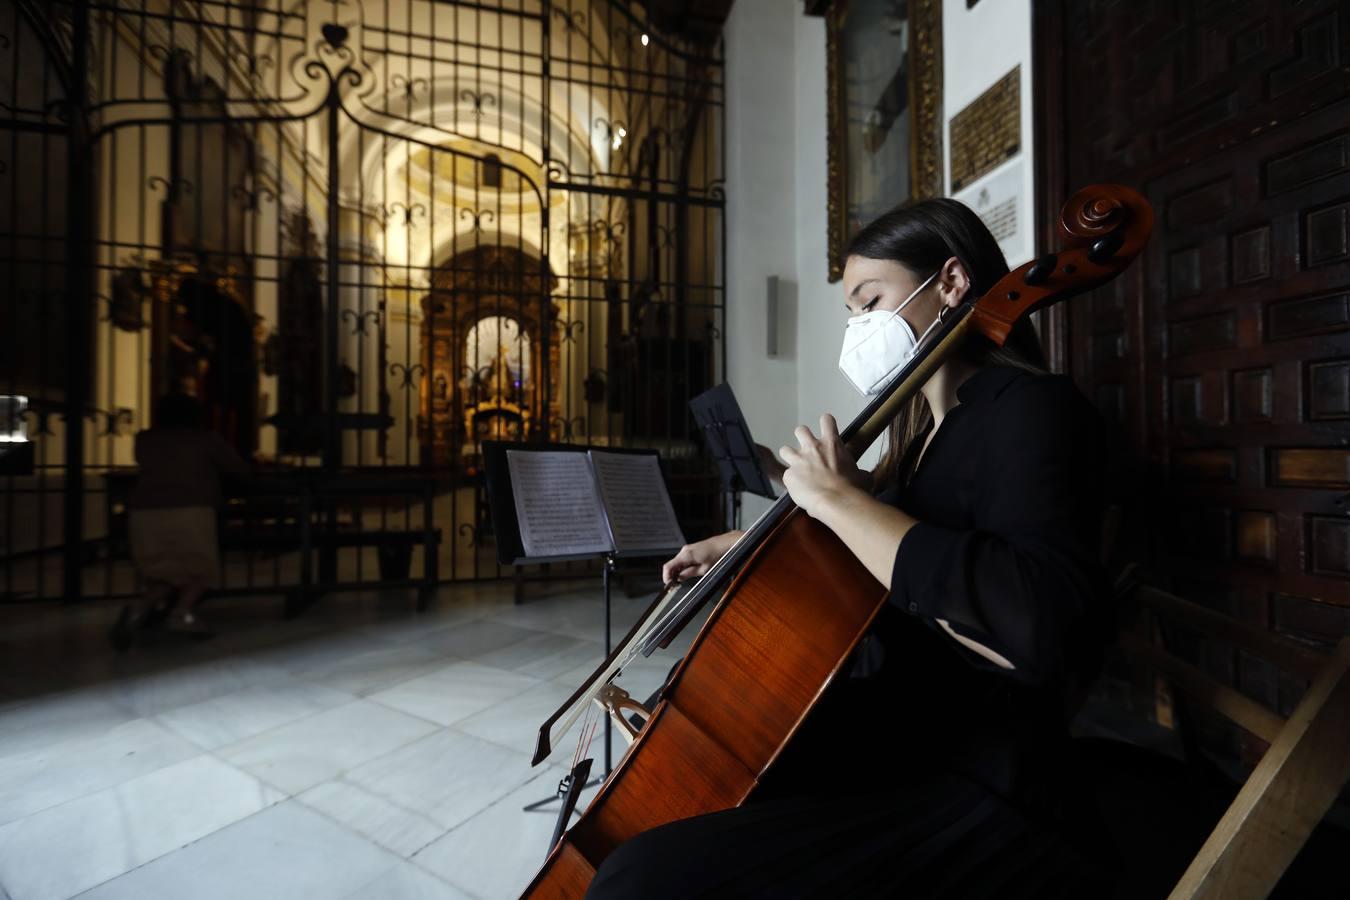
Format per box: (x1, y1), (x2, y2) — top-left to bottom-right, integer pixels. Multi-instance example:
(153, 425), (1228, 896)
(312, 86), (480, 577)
(419, 245), (560, 471)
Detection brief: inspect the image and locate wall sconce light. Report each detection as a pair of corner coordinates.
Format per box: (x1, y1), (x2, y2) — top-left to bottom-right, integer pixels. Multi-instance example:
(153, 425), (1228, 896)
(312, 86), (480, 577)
(0, 395), (33, 476)
(1, 395), (28, 444)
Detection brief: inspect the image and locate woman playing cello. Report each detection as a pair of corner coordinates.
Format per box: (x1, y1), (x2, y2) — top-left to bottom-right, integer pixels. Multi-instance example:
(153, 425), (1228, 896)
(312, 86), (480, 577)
(589, 198), (1117, 898)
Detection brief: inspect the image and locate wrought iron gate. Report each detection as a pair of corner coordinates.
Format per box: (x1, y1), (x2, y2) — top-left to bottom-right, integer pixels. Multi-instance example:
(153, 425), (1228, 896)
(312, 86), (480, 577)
(0, 0), (725, 602)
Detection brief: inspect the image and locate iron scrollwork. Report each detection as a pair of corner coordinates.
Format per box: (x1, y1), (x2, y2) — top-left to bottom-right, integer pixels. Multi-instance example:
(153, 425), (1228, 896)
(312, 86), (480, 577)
(342, 308), (381, 335)
(147, 174), (194, 198)
(12, 0), (727, 598)
(462, 363), (495, 386)
(321, 23), (351, 53)
(593, 116), (628, 152)
(301, 20), (368, 95)
(459, 207), (496, 234)
(552, 7), (587, 33)
(96, 407), (134, 437)
(228, 44), (274, 78)
(386, 201), (426, 228)
(594, 218), (626, 253)
(390, 362), (425, 389)
(390, 73), (428, 100)
(545, 161), (570, 183)
(22, 404), (55, 437)
(554, 318), (585, 343)
(461, 89), (497, 119)
(231, 183), (276, 211)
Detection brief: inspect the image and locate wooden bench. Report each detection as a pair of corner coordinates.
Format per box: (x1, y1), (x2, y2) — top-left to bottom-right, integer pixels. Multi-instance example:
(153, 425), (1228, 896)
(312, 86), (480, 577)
(106, 471), (443, 615)
(290, 475), (442, 615)
(1087, 571), (1350, 899)
(219, 520), (442, 604)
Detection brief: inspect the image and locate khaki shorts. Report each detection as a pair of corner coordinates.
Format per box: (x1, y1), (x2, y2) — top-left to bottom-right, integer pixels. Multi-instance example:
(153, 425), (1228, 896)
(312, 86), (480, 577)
(129, 506), (219, 587)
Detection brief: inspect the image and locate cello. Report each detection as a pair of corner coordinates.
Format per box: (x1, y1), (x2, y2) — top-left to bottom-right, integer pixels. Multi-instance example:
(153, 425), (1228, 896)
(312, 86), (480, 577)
(521, 184), (1153, 899)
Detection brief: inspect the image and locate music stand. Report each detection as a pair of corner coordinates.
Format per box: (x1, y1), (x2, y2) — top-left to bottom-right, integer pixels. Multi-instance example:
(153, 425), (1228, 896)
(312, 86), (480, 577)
(478, 441), (679, 841)
(690, 383), (776, 499)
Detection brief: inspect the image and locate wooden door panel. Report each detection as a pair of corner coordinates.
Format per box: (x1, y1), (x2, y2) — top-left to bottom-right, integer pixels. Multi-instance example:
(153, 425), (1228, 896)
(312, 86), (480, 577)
(1139, 98), (1350, 630)
(1045, 0), (1350, 755)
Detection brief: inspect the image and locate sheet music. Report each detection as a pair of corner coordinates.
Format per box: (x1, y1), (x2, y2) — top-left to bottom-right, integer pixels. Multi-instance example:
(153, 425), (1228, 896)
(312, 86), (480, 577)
(506, 450), (613, 558)
(589, 451), (686, 554)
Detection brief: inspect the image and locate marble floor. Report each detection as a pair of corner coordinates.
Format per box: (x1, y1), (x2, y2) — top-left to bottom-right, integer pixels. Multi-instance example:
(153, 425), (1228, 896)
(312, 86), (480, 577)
(0, 577), (695, 900)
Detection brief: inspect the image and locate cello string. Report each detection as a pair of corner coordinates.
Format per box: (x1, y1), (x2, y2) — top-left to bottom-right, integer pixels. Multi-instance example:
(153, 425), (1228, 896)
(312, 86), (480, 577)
(570, 708), (585, 772)
(579, 706), (599, 764)
(541, 579), (689, 758)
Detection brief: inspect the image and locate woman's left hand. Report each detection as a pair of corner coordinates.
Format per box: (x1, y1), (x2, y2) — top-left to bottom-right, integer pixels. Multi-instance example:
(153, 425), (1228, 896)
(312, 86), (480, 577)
(780, 414), (867, 517)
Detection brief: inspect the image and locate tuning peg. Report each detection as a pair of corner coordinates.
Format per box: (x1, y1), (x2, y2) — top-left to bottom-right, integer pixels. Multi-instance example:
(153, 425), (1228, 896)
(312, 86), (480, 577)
(1024, 254), (1058, 286)
(1088, 231), (1125, 264)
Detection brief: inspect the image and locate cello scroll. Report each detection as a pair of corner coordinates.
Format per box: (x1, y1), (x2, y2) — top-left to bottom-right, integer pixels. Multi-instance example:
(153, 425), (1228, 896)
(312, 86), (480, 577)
(969, 183), (1153, 346)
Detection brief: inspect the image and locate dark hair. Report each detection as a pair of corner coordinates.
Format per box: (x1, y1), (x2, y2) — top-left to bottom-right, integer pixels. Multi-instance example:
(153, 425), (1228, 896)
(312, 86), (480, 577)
(846, 197), (1048, 489)
(155, 392), (203, 428)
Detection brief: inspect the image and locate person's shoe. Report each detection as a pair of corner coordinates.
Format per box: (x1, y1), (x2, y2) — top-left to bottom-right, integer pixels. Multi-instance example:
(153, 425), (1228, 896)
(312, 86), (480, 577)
(167, 611), (215, 639)
(108, 606), (135, 653)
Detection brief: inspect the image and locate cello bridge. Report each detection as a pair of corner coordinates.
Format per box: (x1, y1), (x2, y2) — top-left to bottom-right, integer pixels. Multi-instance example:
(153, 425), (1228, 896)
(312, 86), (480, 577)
(594, 683), (651, 746)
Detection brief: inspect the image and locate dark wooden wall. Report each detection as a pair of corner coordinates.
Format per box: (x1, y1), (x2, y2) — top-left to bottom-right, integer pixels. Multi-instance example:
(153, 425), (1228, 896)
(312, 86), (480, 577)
(1035, 0), (1350, 759)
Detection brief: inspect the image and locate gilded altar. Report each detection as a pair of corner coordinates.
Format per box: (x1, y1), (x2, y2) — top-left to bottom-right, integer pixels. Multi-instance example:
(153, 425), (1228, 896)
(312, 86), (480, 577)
(418, 245), (560, 468)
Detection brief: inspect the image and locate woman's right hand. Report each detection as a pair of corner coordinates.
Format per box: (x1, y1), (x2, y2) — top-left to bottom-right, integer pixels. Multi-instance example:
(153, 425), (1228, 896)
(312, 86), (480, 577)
(662, 530), (744, 585)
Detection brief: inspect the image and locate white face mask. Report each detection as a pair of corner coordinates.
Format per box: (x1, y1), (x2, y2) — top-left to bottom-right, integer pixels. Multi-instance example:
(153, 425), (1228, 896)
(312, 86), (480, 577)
(837, 270), (941, 396)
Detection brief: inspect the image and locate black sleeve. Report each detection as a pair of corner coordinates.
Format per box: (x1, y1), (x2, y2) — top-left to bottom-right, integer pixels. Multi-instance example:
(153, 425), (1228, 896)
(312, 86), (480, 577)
(888, 376), (1108, 685)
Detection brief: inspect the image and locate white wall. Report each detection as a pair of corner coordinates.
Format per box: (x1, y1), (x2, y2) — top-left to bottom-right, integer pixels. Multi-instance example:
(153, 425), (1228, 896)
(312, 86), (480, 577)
(722, 0), (803, 521)
(791, 12), (874, 471)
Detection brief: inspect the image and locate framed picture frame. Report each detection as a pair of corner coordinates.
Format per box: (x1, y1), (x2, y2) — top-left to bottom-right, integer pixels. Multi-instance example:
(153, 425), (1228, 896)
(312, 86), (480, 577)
(821, 0), (944, 282)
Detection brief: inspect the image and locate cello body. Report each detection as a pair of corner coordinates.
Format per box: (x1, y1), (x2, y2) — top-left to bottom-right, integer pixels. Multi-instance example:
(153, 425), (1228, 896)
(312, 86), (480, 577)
(524, 507), (885, 897)
(521, 184), (1154, 899)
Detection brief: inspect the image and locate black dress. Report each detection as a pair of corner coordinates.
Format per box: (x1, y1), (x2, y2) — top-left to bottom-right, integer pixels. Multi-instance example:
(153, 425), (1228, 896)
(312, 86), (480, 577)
(586, 366), (1118, 899)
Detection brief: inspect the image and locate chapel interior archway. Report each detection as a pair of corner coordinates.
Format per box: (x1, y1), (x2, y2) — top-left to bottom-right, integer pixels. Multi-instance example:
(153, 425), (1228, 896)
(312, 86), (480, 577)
(418, 243), (560, 469)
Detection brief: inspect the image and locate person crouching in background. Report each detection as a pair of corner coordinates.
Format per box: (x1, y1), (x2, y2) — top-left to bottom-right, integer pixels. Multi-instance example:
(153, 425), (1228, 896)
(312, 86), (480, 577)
(110, 392), (252, 650)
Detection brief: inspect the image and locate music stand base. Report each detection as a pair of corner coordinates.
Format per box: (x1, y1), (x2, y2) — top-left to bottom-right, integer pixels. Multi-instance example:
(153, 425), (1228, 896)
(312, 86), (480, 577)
(521, 773), (604, 813)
